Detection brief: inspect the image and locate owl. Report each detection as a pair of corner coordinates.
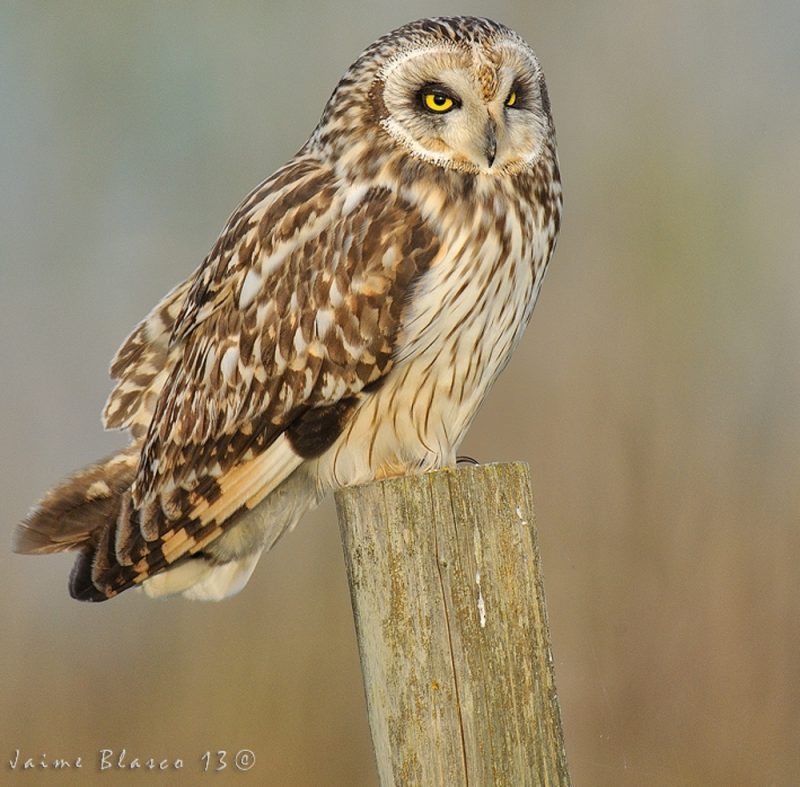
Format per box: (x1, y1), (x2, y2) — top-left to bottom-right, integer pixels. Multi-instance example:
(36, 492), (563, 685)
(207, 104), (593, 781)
(14, 16), (561, 601)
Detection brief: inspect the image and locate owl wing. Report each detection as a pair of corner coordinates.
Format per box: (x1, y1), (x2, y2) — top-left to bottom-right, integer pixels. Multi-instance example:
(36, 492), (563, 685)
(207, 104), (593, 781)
(102, 278), (193, 440)
(91, 156), (440, 596)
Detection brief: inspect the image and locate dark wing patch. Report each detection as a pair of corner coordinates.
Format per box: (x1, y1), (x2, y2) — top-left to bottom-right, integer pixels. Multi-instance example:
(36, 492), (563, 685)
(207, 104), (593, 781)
(286, 397), (360, 458)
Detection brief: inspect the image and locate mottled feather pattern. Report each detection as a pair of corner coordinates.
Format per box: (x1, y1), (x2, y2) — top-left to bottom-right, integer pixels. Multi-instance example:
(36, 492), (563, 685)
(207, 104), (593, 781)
(15, 16), (561, 601)
(85, 171), (440, 596)
(103, 279), (192, 439)
(135, 171), (440, 500)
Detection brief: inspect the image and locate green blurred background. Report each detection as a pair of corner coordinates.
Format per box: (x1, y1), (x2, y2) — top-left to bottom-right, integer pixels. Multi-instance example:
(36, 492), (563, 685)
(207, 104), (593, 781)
(2, 2), (798, 785)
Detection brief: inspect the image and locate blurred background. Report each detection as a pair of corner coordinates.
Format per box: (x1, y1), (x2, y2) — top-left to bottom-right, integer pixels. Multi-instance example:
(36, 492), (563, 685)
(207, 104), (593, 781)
(1, 1), (798, 785)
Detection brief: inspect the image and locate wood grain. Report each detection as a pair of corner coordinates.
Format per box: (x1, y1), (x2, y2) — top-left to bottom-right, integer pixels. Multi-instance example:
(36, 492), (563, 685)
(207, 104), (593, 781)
(335, 462), (571, 786)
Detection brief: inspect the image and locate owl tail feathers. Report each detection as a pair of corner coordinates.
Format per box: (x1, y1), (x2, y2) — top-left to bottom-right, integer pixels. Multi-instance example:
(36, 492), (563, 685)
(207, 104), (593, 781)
(13, 448), (139, 600)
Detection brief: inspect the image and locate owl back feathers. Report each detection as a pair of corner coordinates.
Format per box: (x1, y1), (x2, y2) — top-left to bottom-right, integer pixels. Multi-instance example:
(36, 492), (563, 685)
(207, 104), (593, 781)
(15, 159), (442, 600)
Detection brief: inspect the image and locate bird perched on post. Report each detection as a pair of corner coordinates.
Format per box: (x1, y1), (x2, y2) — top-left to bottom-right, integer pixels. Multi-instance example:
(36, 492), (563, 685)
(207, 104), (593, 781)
(14, 16), (562, 602)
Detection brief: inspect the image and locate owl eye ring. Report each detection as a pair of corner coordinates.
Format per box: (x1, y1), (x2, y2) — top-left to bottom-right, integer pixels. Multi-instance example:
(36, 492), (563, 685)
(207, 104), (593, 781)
(420, 90), (458, 113)
(505, 89), (518, 108)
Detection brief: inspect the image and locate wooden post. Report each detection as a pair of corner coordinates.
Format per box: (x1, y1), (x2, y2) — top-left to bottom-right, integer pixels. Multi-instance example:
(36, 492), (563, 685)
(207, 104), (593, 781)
(335, 462), (570, 786)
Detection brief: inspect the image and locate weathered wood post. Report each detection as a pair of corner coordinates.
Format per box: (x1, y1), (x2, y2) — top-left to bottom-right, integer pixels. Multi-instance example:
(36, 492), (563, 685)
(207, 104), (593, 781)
(335, 462), (570, 786)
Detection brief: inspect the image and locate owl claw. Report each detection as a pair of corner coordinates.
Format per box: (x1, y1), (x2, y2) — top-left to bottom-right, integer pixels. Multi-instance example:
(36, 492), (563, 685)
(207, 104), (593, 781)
(456, 455), (480, 467)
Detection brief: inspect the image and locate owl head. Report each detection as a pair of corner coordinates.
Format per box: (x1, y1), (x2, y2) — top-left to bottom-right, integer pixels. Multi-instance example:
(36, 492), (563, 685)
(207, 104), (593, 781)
(316, 17), (555, 177)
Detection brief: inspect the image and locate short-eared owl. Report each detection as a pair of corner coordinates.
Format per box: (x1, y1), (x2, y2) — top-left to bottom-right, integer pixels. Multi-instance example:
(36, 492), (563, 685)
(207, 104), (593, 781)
(15, 17), (561, 601)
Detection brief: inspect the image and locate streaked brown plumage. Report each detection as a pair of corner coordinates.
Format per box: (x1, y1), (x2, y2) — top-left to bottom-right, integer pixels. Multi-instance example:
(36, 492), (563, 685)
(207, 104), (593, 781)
(15, 16), (562, 601)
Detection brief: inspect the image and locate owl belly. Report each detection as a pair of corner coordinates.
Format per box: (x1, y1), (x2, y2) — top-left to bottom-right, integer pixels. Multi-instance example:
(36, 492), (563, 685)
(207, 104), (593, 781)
(317, 228), (539, 489)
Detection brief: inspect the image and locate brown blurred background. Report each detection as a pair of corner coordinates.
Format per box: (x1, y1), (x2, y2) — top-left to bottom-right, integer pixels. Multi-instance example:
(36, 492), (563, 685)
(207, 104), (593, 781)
(2, 2), (798, 785)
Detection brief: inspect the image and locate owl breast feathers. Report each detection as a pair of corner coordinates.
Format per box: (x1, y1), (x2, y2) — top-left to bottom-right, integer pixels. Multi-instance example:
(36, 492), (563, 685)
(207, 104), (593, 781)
(15, 16), (561, 601)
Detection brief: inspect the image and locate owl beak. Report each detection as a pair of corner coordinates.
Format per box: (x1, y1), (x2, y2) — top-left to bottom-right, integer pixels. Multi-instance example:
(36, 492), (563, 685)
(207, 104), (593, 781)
(484, 118), (497, 168)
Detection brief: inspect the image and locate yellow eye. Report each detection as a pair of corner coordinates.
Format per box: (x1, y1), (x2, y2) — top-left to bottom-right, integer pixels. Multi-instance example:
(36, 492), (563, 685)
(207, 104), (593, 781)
(423, 92), (455, 113)
(506, 90), (518, 107)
